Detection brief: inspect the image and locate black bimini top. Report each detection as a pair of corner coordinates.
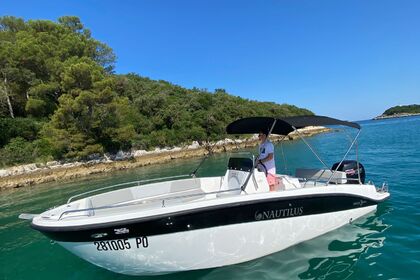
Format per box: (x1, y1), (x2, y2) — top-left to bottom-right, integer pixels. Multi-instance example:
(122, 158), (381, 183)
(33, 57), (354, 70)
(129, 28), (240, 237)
(226, 115), (360, 135)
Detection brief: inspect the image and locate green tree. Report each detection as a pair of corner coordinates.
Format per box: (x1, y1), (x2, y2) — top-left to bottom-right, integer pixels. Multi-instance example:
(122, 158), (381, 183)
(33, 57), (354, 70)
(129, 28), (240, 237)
(42, 75), (142, 159)
(0, 137), (35, 165)
(0, 16), (116, 118)
(383, 104), (420, 115)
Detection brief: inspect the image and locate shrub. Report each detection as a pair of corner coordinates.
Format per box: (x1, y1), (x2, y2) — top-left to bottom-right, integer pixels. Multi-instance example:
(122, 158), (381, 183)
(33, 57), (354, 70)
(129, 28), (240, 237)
(0, 117), (44, 148)
(0, 137), (35, 166)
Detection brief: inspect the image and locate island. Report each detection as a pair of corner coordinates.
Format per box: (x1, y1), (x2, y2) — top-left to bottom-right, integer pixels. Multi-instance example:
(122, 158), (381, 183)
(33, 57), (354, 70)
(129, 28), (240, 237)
(0, 16), (325, 189)
(373, 104), (420, 120)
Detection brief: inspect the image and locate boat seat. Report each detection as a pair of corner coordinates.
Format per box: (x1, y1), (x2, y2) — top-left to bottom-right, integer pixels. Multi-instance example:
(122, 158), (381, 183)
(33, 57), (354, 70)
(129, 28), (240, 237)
(278, 175), (301, 190)
(245, 170), (270, 194)
(218, 170), (248, 196)
(90, 189), (135, 208)
(217, 157), (253, 197)
(169, 178), (201, 193)
(59, 198), (95, 219)
(295, 168), (347, 184)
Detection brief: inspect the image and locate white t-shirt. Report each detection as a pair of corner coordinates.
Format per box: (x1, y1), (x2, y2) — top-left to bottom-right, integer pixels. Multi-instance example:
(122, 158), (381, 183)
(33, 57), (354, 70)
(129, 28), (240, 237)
(258, 140), (276, 175)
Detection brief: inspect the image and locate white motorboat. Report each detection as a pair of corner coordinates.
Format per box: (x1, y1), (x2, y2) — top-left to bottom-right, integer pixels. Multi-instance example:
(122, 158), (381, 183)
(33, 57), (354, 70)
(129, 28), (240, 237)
(20, 116), (390, 276)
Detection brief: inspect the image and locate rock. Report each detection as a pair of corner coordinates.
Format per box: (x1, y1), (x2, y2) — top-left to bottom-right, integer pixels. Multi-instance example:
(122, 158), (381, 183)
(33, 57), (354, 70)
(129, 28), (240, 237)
(133, 150), (148, 157)
(85, 159), (104, 165)
(114, 150), (133, 161)
(23, 163), (38, 172)
(0, 169), (10, 177)
(187, 141), (200, 150)
(224, 138), (235, 144)
(9, 166), (24, 175)
(86, 153), (103, 161)
(46, 161), (60, 167)
(104, 153), (113, 162)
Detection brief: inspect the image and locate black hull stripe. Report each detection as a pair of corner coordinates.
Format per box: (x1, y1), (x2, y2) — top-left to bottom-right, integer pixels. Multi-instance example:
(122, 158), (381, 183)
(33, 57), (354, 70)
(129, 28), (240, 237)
(32, 194), (382, 242)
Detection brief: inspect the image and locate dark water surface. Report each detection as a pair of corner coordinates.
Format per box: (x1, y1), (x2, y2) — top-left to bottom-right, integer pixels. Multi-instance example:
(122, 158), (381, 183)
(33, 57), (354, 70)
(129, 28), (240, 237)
(1, 116), (419, 279)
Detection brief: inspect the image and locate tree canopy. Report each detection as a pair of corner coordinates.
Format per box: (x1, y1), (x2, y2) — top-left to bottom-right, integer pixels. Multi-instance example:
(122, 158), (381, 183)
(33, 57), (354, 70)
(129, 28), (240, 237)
(383, 104), (420, 116)
(0, 16), (313, 166)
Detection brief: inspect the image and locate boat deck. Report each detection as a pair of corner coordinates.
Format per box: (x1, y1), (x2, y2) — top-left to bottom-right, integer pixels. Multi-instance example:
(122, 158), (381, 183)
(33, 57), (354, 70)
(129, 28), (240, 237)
(40, 168), (360, 222)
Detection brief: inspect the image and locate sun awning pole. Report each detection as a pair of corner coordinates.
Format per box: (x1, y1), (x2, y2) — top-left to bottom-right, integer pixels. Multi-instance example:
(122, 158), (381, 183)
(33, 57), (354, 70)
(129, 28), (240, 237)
(326, 129), (361, 184)
(292, 126), (330, 170)
(190, 141), (218, 177)
(241, 119), (277, 191)
(266, 118), (277, 137)
(356, 136), (361, 184)
(190, 155), (209, 178)
(341, 129), (363, 185)
(279, 135), (288, 174)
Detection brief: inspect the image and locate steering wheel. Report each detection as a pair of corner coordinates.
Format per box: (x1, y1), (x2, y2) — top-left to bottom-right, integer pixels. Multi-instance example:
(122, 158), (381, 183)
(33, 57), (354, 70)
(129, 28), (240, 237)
(255, 160), (268, 176)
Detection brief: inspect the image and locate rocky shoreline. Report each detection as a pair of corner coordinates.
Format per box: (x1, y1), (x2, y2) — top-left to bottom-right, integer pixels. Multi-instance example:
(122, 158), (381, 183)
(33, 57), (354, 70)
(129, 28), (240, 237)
(373, 112), (420, 120)
(0, 127), (329, 191)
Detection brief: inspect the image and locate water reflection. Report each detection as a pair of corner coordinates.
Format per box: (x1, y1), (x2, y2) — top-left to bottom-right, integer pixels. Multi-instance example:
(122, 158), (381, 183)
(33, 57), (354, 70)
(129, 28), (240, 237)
(297, 205), (391, 280)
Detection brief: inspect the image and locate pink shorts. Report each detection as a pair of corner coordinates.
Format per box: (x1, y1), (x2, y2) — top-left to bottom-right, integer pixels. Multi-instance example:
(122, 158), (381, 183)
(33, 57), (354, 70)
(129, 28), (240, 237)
(267, 173), (278, 191)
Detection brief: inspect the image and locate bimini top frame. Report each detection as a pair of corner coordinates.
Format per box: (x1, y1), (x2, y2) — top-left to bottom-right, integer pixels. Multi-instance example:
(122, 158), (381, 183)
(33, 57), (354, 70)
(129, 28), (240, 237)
(226, 115), (362, 188)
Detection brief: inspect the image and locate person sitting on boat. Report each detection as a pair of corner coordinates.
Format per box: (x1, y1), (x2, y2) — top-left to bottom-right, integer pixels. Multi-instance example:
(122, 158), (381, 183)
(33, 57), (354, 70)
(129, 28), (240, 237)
(257, 131), (278, 190)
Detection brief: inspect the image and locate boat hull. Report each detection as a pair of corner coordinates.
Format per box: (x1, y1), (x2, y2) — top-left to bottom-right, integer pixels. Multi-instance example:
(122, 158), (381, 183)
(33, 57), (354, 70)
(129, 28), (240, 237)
(57, 205), (377, 275)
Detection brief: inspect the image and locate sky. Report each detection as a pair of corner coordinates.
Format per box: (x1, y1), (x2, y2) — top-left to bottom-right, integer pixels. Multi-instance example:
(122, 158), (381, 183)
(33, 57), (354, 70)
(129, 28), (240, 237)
(2, 0), (419, 120)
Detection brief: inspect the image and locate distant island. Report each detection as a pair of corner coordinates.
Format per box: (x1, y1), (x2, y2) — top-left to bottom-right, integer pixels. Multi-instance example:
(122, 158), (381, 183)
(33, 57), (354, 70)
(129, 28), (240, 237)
(373, 104), (420, 120)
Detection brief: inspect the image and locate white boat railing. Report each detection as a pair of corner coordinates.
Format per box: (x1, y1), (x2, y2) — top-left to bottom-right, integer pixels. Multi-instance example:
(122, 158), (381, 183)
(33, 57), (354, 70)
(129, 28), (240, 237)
(66, 174), (192, 204)
(61, 153), (258, 220)
(300, 176), (361, 188)
(58, 186), (242, 221)
(50, 173), (386, 221)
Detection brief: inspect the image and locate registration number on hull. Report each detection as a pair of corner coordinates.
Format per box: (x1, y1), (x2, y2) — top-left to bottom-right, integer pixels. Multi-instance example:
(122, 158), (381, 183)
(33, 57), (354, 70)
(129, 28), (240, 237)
(93, 237), (148, 251)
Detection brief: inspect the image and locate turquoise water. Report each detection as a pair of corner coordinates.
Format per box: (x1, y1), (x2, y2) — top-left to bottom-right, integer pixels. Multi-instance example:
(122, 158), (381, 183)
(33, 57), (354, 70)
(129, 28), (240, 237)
(1, 116), (419, 279)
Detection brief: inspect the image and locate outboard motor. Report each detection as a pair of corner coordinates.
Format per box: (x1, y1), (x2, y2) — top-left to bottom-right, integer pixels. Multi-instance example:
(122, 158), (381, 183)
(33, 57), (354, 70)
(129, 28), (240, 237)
(331, 160), (365, 184)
